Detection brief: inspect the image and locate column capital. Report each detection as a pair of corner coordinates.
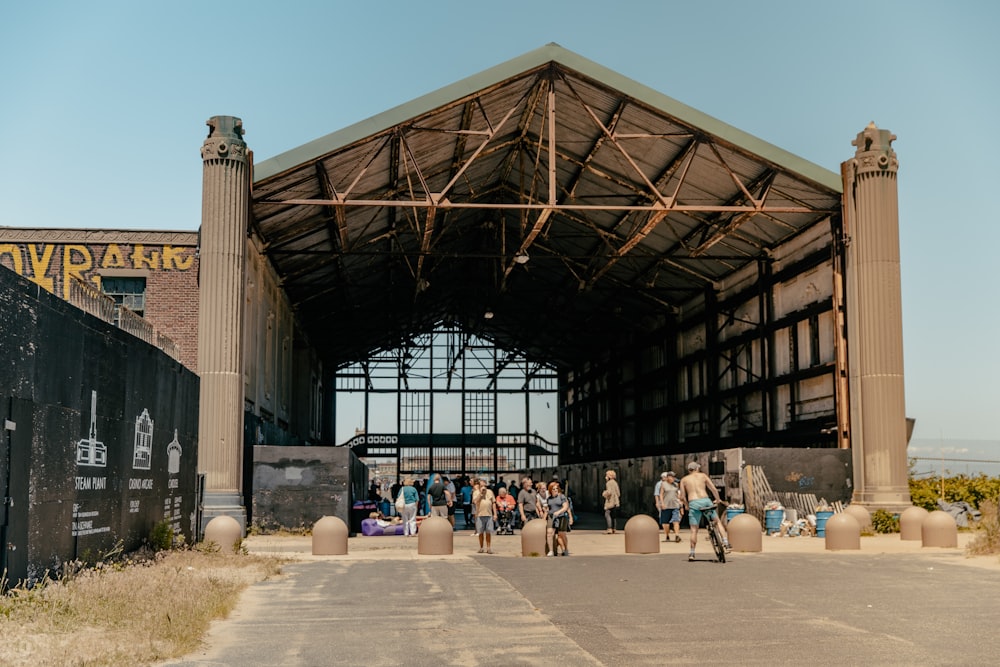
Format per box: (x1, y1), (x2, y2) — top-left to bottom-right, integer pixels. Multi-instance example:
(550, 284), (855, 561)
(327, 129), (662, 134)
(849, 122), (898, 176)
(201, 115), (248, 164)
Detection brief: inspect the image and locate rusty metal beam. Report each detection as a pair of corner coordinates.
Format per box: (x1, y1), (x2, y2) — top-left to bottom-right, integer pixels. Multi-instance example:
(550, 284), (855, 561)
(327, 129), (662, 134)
(585, 140), (699, 286)
(435, 96), (522, 201)
(560, 73), (673, 210)
(259, 199), (827, 214)
(499, 74), (548, 184)
(448, 101), (475, 186)
(414, 204), (437, 294)
(690, 170), (778, 256)
(316, 161), (350, 252)
(501, 78), (559, 283)
(566, 100), (627, 200)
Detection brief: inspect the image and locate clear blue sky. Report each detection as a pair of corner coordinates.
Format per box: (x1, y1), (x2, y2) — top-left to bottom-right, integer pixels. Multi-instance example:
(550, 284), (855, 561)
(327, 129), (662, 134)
(2, 1), (998, 455)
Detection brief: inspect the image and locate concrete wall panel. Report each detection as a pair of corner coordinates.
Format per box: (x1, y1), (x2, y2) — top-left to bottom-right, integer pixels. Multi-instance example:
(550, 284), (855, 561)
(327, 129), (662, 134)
(0, 267), (199, 585)
(528, 447), (851, 520)
(251, 445), (364, 533)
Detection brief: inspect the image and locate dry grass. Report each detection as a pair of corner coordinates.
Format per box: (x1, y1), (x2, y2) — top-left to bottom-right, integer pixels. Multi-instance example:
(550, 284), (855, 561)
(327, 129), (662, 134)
(0, 549), (283, 667)
(967, 500), (1000, 556)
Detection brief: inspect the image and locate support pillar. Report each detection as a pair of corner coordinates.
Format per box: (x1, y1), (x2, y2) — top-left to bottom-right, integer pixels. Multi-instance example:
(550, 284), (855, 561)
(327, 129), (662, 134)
(841, 123), (911, 512)
(197, 116), (250, 534)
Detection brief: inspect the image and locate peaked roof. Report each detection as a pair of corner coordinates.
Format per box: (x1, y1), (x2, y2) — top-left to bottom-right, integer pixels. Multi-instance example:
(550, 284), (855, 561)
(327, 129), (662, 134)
(256, 43), (840, 191)
(250, 44), (842, 369)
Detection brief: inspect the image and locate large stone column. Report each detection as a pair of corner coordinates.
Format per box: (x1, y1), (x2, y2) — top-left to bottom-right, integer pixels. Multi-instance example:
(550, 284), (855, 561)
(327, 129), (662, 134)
(198, 116), (249, 533)
(841, 122), (911, 511)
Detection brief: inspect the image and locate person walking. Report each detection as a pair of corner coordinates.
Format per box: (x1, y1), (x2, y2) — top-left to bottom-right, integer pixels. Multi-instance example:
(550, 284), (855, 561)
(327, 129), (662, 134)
(658, 471), (683, 542)
(517, 477), (539, 526)
(459, 477), (473, 528)
(472, 478), (497, 554)
(545, 481), (571, 556)
(391, 479), (402, 516)
(444, 476), (457, 526)
(602, 470), (621, 534)
(678, 461), (730, 560)
(427, 473), (449, 519)
(398, 478), (419, 537)
(654, 472), (665, 527)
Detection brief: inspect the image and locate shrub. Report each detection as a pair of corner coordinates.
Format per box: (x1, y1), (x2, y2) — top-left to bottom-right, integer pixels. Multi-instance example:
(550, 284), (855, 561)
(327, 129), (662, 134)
(909, 473), (1000, 511)
(870, 509), (899, 534)
(149, 520), (176, 552)
(967, 500), (1000, 556)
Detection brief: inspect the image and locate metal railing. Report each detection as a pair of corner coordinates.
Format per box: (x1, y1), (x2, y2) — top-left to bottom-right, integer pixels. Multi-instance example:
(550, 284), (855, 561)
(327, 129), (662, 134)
(68, 275), (116, 323)
(67, 276), (180, 362)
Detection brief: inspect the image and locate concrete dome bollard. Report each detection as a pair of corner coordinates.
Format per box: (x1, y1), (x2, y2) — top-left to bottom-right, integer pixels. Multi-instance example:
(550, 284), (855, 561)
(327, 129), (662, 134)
(417, 515), (454, 555)
(203, 516), (242, 553)
(843, 504), (873, 533)
(520, 518), (548, 557)
(727, 513), (763, 552)
(824, 512), (861, 550)
(899, 506), (929, 541)
(312, 516), (348, 555)
(921, 510), (958, 548)
(623, 514), (660, 554)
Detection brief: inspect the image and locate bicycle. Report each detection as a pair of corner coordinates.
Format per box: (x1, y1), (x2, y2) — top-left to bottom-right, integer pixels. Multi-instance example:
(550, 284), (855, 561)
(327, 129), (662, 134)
(695, 500), (728, 563)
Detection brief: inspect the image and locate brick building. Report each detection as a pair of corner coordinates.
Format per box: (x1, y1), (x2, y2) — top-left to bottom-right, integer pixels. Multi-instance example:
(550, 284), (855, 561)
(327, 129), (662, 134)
(0, 228), (200, 371)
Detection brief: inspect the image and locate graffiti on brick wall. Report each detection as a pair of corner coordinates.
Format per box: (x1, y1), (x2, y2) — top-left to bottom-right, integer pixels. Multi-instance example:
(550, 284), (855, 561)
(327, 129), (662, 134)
(0, 243), (195, 299)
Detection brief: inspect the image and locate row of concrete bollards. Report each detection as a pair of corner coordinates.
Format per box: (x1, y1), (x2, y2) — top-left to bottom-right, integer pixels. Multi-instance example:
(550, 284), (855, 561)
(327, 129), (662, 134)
(203, 505), (960, 556)
(821, 505), (958, 550)
(725, 505), (959, 552)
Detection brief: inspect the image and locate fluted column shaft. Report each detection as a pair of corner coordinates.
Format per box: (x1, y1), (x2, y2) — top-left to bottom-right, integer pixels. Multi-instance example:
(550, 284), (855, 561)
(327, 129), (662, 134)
(842, 123), (911, 510)
(198, 116), (248, 505)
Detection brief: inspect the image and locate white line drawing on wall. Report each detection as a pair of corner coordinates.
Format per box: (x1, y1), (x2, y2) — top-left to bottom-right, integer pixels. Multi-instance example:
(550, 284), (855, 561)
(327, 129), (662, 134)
(133, 408), (154, 470)
(167, 429), (182, 474)
(76, 390), (107, 467)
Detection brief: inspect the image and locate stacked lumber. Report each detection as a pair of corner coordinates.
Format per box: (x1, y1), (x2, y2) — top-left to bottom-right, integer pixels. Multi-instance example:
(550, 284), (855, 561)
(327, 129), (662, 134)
(741, 465), (775, 521)
(741, 465), (838, 522)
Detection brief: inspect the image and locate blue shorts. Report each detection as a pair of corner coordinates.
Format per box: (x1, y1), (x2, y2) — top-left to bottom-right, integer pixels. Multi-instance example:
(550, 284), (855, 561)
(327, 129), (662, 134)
(476, 516), (495, 535)
(660, 508), (680, 524)
(687, 498), (717, 527)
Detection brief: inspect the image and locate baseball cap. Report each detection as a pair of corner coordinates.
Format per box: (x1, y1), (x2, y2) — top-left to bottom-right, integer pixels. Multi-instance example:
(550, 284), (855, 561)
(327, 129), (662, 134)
(687, 461), (700, 471)
(666, 471), (676, 477)
(661, 472), (670, 478)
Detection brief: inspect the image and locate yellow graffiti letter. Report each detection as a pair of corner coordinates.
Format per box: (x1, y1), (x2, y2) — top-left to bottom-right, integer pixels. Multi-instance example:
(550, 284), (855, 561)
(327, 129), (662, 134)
(101, 244), (125, 269)
(62, 245), (93, 299)
(162, 245), (193, 270)
(27, 244), (55, 293)
(0, 244), (24, 275)
(131, 244), (160, 270)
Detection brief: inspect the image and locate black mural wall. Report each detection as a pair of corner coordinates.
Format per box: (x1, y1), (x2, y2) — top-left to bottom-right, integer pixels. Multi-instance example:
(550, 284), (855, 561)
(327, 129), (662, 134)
(0, 268), (199, 585)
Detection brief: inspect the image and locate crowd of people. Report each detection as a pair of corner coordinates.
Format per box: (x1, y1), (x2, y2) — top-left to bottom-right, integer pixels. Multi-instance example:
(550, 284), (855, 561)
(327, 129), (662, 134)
(366, 463), (732, 560)
(366, 473), (578, 555)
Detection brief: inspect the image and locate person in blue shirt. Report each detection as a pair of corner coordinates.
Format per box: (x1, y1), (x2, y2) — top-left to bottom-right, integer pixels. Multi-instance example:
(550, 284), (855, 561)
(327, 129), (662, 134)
(460, 478), (474, 528)
(399, 478), (420, 537)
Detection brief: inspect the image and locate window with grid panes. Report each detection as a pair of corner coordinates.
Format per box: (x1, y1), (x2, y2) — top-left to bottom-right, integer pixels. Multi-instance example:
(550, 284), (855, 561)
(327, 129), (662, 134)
(101, 276), (146, 324)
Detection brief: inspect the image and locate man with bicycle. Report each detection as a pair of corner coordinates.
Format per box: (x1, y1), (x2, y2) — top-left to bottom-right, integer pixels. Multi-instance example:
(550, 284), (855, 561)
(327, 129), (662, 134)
(678, 461), (731, 561)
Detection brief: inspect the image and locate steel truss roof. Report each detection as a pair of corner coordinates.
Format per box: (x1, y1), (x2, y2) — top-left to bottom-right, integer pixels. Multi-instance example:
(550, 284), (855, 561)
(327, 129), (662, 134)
(251, 44), (841, 369)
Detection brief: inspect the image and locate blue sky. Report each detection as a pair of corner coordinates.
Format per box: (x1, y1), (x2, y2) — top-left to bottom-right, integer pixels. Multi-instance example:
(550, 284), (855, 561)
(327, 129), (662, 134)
(2, 1), (998, 461)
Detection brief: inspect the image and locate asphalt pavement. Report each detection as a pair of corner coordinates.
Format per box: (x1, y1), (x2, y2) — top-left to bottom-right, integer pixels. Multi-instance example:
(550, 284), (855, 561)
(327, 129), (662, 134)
(162, 517), (1000, 666)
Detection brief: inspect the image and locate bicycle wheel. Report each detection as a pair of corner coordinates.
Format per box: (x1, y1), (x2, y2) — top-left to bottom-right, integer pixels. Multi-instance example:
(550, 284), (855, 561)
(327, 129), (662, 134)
(707, 520), (726, 563)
